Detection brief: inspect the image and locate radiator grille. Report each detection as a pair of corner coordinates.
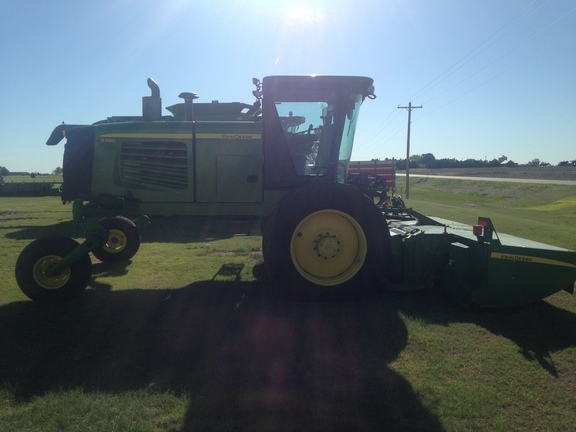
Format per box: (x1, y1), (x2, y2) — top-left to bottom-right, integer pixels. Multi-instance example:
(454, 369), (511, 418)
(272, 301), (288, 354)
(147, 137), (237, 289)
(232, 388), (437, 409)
(120, 142), (188, 189)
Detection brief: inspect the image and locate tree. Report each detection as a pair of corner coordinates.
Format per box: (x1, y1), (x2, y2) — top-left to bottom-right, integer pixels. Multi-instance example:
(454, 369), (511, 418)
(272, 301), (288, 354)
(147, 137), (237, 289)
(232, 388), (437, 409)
(52, 167), (63, 175)
(0, 166), (9, 176)
(394, 159), (406, 170)
(409, 154), (423, 166)
(421, 153), (436, 167)
(528, 158), (540, 167)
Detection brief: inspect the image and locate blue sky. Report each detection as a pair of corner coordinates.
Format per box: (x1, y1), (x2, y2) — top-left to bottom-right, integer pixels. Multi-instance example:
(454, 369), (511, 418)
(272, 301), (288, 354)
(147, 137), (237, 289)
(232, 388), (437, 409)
(1, 0), (575, 173)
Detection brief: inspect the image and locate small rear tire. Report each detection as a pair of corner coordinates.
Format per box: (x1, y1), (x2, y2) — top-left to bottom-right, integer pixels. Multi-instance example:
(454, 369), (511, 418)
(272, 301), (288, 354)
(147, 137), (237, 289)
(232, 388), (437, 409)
(15, 236), (92, 302)
(91, 216), (140, 262)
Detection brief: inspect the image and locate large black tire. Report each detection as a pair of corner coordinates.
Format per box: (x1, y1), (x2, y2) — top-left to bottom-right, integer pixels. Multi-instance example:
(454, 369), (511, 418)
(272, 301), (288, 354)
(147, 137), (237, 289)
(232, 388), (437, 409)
(263, 183), (391, 301)
(91, 216), (140, 262)
(15, 236), (92, 302)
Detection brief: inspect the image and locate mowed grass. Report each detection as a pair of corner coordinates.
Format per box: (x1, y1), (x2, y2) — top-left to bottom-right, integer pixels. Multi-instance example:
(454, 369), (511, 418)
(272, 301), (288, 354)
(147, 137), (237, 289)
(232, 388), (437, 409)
(1, 181), (576, 431)
(405, 177), (576, 250)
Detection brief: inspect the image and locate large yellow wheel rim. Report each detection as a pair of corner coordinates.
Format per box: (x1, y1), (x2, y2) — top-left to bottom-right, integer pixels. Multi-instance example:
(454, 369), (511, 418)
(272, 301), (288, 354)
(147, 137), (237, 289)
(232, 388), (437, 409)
(33, 255), (71, 290)
(290, 210), (367, 286)
(103, 229), (127, 254)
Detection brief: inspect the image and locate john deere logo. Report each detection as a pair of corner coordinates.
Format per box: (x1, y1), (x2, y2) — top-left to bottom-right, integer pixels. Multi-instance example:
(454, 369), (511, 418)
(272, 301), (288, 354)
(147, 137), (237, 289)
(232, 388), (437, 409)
(491, 252), (576, 269)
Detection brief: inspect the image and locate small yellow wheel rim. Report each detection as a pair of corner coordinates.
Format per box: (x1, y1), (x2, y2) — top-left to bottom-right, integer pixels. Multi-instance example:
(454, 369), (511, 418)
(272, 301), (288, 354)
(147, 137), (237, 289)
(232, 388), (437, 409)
(103, 229), (127, 254)
(290, 209), (367, 286)
(33, 255), (71, 290)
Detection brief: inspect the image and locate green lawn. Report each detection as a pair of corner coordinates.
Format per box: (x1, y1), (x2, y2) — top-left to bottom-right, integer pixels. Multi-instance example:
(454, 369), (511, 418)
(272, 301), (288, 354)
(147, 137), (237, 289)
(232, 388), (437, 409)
(1, 182), (575, 431)
(1, 174), (62, 183)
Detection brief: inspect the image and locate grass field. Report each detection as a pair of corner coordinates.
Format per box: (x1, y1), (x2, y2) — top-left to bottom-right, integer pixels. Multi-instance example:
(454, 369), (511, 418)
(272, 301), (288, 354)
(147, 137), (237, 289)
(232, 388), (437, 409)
(2, 174), (62, 181)
(406, 166), (576, 181)
(1, 178), (576, 431)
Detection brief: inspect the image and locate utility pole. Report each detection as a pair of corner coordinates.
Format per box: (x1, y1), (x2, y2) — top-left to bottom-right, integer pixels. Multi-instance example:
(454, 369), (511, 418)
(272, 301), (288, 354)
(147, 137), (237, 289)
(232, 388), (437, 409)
(397, 102), (422, 199)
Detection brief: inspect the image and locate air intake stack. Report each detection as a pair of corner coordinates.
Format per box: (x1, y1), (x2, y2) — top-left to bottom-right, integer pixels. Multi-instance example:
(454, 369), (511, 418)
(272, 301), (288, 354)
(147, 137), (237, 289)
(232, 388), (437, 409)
(178, 92), (199, 121)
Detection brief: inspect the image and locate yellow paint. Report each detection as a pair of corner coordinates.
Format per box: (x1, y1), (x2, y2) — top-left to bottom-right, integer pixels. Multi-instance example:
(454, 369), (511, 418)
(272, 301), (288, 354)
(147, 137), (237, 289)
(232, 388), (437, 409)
(99, 133), (191, 140)
(98, 133), (262, 141)
(196, 133), (262, 140)
(491, 252), (576, 269)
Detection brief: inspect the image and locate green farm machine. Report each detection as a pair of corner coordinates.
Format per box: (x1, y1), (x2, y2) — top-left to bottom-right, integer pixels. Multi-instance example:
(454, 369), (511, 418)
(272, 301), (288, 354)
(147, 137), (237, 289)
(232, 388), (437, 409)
(15, 75), (576, 307)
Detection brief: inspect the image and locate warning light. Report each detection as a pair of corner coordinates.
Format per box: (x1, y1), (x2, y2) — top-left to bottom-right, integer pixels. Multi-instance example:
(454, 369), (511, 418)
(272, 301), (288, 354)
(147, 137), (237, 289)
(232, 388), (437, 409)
(478, 217), (489, 227)
(473, 225), (483, 236)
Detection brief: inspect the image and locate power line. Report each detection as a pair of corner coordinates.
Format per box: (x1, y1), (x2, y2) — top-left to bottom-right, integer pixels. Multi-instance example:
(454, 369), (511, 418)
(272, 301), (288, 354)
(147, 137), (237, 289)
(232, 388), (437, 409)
(402, 0), (548, 105)
(357, 1), (575, 159)
(360, 107), (402, 144)
(419, 2), (576, 108)
(398, 102), (422, 199)
(417, 4), (576, 121)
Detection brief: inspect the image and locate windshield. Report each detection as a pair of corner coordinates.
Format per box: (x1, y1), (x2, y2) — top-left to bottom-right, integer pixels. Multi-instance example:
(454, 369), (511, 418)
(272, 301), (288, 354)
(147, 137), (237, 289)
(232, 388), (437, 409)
(275, 101), (333, 176)
(274, 93), (364, 180)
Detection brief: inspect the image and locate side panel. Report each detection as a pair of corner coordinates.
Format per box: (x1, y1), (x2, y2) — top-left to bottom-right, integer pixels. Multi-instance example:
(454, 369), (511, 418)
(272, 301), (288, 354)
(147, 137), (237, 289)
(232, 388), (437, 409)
(216, 155), (262, 202)
(477, 246), (576, 307)
(195, 122), (263, 204)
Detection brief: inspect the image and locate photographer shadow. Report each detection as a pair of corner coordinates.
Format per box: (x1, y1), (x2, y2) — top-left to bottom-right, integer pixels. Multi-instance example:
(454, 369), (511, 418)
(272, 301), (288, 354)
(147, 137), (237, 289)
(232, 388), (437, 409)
(0, 265), (443, 431)
(179, 284), (444, 431)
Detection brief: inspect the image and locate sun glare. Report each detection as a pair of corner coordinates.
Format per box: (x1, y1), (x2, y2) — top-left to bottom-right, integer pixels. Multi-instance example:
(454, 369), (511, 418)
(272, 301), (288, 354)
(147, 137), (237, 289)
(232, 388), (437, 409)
(285, 6), (324, 25)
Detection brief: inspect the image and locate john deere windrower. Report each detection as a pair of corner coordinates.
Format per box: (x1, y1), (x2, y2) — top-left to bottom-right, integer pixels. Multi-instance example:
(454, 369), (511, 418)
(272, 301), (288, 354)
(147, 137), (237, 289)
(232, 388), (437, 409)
(15, 76), (576, 307)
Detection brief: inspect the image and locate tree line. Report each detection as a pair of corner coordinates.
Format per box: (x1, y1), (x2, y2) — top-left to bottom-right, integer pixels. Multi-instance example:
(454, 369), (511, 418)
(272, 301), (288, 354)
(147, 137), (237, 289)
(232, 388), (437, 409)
(0, 166), (62, 177)
(2, 156), (576, 180)
(386, 154), (576, 170)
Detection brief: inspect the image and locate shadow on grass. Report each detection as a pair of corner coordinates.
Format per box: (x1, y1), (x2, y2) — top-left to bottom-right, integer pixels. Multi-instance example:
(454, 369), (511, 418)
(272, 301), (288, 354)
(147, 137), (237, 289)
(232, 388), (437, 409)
(5, 216), (255, 243)
(3, 221), (79, 240)
(2, 256), (575, 429)
(0, 267), (444, 431)
(393, 289), (576, 376)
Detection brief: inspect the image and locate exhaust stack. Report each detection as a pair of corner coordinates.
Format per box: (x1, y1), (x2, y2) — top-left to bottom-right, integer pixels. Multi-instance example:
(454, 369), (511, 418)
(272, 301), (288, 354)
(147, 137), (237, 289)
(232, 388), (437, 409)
(142, 78), (162, 121)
